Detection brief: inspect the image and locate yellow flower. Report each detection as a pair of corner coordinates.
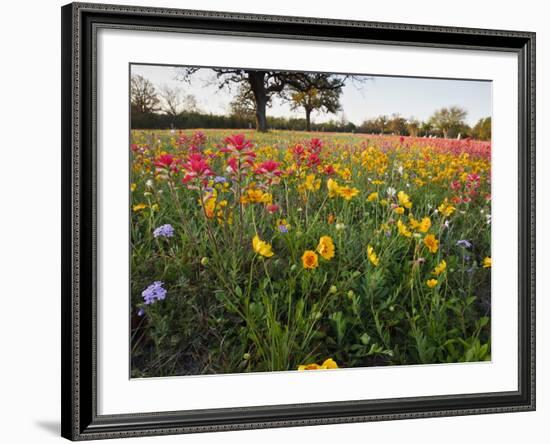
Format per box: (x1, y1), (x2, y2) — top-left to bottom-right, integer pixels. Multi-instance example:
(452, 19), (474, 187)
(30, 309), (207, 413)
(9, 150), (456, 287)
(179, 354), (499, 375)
(483, 257), (492, 268)
(380, 199), (389, 206)
(438, 199), (456, 217)
(426, 279), (438, 288)
(367, 192), (379, 202)
(327, 178), (340, 198)
(252, 235), (274, 258)
(418, 217), (432, 233)
(394, 206), (405, 215)
(133, 203), (147, 212)
(130, 183), (137, 192)
(304, 174), (321, 191)
(398, 191), (413, 209)
(423, 234), (439, 253)
(203, 197), (216, 219)
(320, 358), (338, 369)
(397, 219), (412, 237)
(337, 186), (360, 200)
(338, 168), (352, 181)
(372, 180), (385, 185)
(317, 236), (335, 260)
(409, 216), (420, 230)
(242, 188), (263, 204)
(298, 358), (338, 371)
(151, 203), (159, 212)
(433, 260), (447, 275)
(367, 245), (379, 266)
(302, 250), (319, 269)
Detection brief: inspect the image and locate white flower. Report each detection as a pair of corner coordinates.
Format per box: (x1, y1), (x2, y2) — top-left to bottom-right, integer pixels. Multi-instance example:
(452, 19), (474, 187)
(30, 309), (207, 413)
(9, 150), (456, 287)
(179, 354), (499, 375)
(145, 179), (154, 189)
(386, 187), (396, 197)
(335, 222), (346, 231)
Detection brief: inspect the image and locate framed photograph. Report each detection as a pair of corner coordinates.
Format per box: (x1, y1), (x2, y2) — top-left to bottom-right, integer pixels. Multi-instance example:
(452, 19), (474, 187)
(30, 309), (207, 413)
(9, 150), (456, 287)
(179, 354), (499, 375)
(61, 2), (536, 440)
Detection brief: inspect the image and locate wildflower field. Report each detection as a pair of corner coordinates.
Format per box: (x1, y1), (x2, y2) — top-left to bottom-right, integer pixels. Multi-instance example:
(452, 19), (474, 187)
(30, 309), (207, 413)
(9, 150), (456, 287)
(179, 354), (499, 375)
(130, 129), (492, 377)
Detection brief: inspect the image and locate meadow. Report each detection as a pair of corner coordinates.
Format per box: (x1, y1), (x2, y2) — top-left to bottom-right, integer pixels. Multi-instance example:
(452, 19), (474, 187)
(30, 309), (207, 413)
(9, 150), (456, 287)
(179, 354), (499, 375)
(130, 129), (491, 377)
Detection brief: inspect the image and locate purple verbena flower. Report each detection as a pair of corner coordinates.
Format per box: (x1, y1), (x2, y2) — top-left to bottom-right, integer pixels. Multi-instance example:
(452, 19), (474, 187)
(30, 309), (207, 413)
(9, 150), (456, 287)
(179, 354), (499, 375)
(137, 308), (145, 317)
(142, 281), (167, 305)
(153, 224), (174, 238)
(214, 176), (228, 184)
(456, 239), (472, 249)
(278, 225), (289, 233)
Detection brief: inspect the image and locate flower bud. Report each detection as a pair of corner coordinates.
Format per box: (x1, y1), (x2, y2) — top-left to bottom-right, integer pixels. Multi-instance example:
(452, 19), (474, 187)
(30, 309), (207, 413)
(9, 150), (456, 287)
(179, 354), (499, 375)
(201, 257), (209, 266)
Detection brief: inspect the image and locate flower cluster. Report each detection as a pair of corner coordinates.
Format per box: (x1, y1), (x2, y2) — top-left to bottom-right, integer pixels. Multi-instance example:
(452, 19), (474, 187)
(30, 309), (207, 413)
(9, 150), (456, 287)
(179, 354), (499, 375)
(153, 224), (175, 238)
(141, 281), (167, 305)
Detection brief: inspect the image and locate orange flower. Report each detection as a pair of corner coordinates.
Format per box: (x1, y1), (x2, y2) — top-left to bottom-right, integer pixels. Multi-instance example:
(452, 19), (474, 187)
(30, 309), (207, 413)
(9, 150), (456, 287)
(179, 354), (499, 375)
(302, 250), (319, 269)
(298, 358), (338, 370)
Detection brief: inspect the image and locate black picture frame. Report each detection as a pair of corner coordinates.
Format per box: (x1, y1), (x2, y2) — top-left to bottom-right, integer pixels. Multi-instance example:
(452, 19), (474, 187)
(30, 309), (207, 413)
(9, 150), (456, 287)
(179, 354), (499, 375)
(61, 2), (536, 440)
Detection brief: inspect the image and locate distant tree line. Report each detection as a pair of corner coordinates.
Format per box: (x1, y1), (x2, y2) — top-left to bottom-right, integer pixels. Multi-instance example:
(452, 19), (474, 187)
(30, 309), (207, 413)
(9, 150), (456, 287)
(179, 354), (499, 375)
(131, 74), (491, 140)
(131, 110), (359, 133)
(358, 111), (491, 140)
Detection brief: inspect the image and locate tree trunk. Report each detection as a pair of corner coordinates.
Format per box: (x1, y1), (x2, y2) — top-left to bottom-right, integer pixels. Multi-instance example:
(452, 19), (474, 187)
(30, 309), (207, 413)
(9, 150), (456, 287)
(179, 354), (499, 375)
(305, 108), (312, 132)
(247, 71), (268, 132)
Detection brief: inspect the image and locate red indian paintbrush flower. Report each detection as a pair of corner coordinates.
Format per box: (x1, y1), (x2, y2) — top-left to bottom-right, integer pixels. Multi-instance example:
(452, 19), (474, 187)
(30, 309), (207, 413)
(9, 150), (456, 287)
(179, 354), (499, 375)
(154, 153), (175, 168)
(308, 138), (323, 154)
(255, 160), (282, 176)
(221, 134), (255, 156)
(181, 153), (215, 184)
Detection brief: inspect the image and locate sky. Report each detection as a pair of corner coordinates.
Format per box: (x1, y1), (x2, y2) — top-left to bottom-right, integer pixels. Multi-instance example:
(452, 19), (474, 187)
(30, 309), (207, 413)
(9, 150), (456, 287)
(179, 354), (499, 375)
(131, 64), (492, 126)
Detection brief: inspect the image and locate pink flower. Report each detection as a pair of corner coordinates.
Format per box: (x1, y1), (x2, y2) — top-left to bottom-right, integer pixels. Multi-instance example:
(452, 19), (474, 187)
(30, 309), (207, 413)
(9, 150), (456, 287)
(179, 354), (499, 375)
(182, 153), (214, 183)
(266, 204), (280, 214)
(191, 131), (207, 147)
(306, 152), (320, 168)
(255, 160), (282, 176)
(221, 134), (254, 156)
(291, 144), (306, 162)
(154, 154), (175, 168)
(450, 180), (462, 191)
(308, 138), (323, 153)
